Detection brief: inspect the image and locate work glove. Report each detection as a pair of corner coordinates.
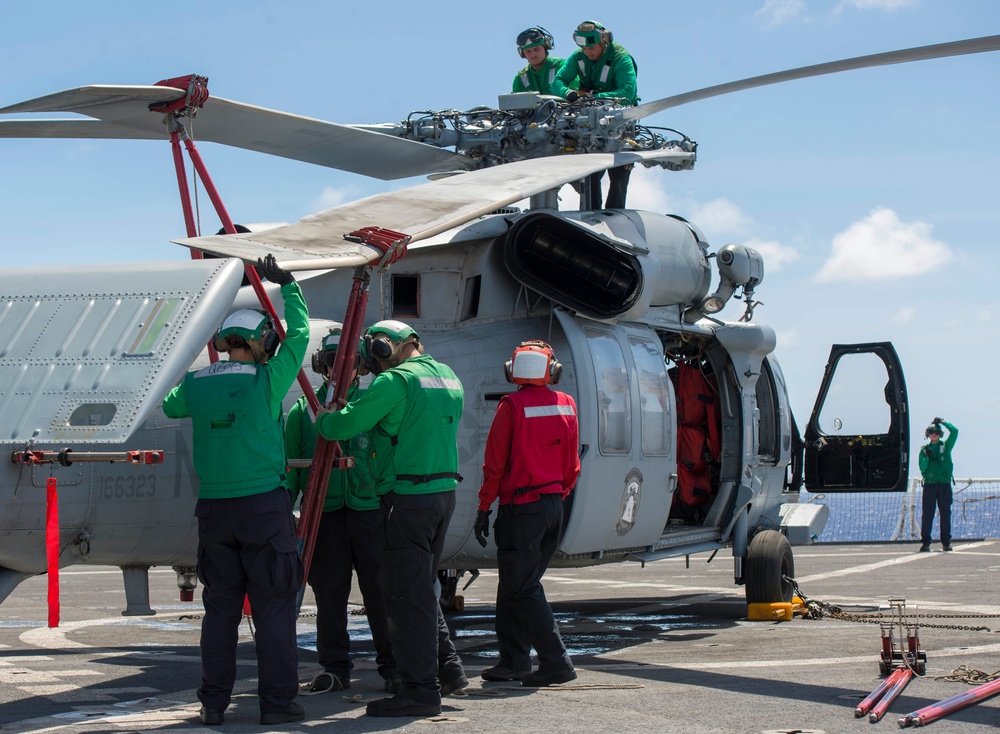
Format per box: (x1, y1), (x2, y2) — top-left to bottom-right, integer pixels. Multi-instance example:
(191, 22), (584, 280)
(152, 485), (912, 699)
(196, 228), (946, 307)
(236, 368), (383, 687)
(473, 509), (491, 547)
(257, 254), (295, 285)
(566, 90), (580, 103)
(923, 446), (933, 458)
(932, 417), (943, 425)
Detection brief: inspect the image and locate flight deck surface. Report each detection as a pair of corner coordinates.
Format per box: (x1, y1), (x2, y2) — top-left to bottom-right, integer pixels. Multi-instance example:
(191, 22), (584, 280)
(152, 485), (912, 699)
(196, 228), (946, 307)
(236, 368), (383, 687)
(1, 541), (997, 733)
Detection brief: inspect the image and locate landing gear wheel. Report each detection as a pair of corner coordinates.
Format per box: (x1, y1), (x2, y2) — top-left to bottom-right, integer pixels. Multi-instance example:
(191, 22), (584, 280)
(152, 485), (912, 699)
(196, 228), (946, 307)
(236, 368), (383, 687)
(745, 530), (795, 604)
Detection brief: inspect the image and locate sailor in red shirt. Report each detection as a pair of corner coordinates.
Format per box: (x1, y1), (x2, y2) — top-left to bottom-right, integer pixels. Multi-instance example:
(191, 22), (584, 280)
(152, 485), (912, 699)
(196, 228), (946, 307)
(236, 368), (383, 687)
(474, 341), (581, 687)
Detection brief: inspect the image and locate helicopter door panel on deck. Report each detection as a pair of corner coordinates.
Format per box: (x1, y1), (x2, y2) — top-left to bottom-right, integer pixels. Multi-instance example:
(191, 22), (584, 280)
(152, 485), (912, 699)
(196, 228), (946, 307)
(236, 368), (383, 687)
(804, 342), (909, 492)
(555, 311), (677, 555)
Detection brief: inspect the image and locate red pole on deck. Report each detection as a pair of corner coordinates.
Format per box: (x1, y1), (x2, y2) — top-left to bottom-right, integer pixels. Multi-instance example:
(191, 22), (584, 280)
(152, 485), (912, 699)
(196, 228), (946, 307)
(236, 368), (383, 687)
(867, 667), (911, 723)
(899, 676), (1000, 727)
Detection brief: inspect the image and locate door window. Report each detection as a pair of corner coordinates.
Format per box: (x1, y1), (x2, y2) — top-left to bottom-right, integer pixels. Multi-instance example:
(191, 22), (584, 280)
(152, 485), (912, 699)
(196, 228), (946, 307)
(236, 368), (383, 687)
(586, 329), (631, 454)
(628, 336), (670, 456)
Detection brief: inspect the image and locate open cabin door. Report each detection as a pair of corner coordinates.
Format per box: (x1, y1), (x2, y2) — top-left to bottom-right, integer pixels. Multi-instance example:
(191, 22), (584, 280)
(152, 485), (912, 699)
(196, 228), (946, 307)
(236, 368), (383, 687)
(804, 342), (908, 491)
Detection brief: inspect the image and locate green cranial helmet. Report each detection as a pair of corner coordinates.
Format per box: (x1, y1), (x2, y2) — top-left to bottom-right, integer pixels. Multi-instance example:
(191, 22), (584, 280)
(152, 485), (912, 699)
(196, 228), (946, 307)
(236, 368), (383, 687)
(217, 309), (270, 341)
(573, 20), (611, 48)
(516, 26), (554, 56)
(311, 328), (342, 375)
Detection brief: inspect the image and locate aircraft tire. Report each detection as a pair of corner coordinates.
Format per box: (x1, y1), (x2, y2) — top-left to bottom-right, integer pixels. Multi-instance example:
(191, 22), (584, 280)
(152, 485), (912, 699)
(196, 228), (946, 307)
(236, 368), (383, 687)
(745, 530), (794, 604)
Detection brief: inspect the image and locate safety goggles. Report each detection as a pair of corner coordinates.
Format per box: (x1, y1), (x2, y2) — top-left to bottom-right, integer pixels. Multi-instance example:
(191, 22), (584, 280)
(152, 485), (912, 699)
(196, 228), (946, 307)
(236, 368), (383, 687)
(573, 28), (602, 47)
(517, 28), (546, 51)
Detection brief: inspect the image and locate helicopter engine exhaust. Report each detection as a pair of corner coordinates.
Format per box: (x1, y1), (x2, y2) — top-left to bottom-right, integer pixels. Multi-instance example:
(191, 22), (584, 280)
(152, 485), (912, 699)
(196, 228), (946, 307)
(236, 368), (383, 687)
(502, 211), (712, 320)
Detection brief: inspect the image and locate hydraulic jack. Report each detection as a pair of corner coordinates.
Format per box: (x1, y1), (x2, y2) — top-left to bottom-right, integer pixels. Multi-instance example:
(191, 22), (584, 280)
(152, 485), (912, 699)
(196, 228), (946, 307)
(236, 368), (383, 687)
(854, 598), (924, 723)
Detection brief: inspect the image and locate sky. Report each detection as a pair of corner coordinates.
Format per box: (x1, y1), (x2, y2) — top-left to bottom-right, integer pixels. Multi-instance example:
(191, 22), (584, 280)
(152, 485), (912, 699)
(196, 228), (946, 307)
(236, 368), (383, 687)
(2, 0), (999, 476)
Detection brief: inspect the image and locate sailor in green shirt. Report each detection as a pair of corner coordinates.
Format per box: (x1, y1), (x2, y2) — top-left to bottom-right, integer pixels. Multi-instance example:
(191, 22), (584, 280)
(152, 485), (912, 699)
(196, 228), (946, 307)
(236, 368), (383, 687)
(918, 418), (958, 552)
(316, 320), (467, 718)
(512, 26), (575, 96)
(551, 20), (639, 209)
(286, 329), (397, 694)
(162, 254), (309, 726)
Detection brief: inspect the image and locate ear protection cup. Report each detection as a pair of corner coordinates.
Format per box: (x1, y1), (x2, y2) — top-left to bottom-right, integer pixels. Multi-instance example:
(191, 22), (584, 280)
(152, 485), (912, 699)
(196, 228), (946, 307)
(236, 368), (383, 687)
(260, 322), (280, 356)
(504, 359), (514, 383)
(369, 336), (396, 361)
(550, 359), (563, 384)
(213, 332), (227, 352)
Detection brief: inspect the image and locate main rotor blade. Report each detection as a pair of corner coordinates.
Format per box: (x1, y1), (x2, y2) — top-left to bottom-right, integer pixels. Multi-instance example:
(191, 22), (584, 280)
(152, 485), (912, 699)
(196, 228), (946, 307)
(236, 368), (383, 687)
(0, 85), (475, 180)
(624, 34), (1000, 121)
(174, 147), (696, 270)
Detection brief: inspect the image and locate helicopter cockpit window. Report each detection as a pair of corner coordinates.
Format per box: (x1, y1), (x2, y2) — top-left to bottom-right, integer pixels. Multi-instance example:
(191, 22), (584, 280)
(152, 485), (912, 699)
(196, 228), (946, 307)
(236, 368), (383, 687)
(391, 274), (419, 318)
(628, 336), (670, 456)
(815, 352), (892, 436)
(586, 329), (631, 454)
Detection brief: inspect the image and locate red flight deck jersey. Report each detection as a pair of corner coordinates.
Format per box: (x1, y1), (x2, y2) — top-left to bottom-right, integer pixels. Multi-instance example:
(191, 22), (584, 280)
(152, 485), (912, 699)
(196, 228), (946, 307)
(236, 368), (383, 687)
(478, 384), (581, 511)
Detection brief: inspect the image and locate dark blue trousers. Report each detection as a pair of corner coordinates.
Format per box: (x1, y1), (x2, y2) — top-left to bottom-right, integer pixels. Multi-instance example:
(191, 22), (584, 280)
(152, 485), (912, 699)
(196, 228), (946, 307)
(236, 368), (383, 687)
(921, 482), (953, 546)
(195, 488), (302, 714)
(310, 507), (395, 681)
(493, 493), (572, 673)
(377, 490), (464, 705)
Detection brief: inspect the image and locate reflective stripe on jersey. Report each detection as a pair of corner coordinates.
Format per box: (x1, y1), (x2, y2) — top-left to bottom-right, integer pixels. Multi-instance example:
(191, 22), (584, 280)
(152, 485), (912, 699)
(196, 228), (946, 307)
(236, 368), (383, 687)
(524, 404), (576, 419)
(419, 376), (462, 391)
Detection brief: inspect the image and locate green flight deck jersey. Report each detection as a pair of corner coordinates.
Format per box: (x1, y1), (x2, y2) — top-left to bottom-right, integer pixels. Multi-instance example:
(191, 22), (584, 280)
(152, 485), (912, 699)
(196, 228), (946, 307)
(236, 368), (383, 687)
(285, 381), (376, 512)
(551, 43), (638, 105)
(162, 281), (309, 499)
(316, 354), (464, 496)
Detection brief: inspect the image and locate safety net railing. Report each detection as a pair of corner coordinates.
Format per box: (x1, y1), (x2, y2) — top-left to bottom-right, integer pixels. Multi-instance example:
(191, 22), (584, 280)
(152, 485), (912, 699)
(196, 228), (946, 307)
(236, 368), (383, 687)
(800, 478), (1000, 543)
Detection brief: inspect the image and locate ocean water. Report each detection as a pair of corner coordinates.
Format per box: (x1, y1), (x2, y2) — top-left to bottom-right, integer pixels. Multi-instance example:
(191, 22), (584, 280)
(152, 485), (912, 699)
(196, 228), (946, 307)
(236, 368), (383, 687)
(801, 479), (1000, 543)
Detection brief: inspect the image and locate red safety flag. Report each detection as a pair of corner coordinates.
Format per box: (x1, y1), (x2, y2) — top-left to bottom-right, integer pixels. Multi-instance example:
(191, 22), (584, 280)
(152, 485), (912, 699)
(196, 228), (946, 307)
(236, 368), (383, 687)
(46, 477), (60, 628)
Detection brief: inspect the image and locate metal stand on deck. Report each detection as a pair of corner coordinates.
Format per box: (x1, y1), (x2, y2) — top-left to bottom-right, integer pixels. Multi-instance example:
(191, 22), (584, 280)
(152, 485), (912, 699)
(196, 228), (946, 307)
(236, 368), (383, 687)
(879, 598), (926, 676)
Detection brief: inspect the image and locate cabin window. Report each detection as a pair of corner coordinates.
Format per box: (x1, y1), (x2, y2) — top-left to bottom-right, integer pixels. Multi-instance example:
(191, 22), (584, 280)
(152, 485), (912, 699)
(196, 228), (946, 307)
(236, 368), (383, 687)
(628, 336), (670, 456)
(756, 358), (780, 463)
(392, 275), (419, 318)
(461, 275), (481, 321)
(586, 328), (631, 454)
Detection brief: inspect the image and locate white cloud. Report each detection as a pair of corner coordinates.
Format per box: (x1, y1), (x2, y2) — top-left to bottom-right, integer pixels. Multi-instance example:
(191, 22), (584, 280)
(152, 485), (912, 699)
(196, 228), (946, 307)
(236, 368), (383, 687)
(313, 185), (364, 211)
(744, 237), (799, 271)
(691, 198), (752, 239)
(755, 0), (806, 26)
(621, 166), (678, 213)
(815, 207), (952, 282)
(889, 306), (916, 325)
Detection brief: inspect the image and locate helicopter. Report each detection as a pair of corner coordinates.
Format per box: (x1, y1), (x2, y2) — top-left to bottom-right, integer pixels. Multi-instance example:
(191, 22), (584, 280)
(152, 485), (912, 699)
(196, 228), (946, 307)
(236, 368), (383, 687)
(1, 32), (996, 616)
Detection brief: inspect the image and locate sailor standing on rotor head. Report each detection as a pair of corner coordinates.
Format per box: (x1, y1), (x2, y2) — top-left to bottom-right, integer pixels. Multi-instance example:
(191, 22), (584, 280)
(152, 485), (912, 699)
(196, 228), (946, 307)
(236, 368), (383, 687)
(475, 341), (580, 687)
(551, 20), (639, 209)
(512, 26), (576, 96)
(162, 254), (309, 727)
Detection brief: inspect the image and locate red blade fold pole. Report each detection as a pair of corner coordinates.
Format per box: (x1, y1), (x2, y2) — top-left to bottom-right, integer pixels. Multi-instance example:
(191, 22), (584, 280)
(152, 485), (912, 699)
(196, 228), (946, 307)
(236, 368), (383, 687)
(856, 667), (906, 718)
(867, 667), (911, 723)
(899, 676), (1000, 727)
(297, 268), (370, 589)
